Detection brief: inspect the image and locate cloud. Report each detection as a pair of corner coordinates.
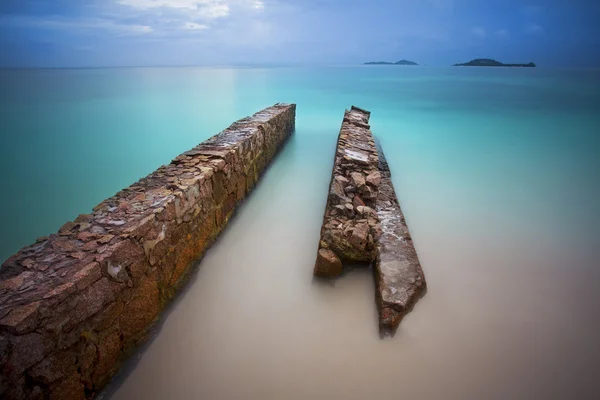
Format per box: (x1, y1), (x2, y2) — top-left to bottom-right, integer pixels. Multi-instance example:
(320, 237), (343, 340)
(471, 26), (486, 38)
(116, 0), (263, 19)
(116, 0), (230, 19)
(0, 15), (153, 35)
(117, 0), (218, 11)
(183, 22), (209, 30)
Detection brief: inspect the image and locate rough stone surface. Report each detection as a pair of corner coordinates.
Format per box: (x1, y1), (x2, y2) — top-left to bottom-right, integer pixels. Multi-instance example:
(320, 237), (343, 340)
(374, 141), (427, 332)
(0, 103), (296, 399)
(314, 249), (343, 277)
(313, 106), (426, 333)
(313, 106), (381, 276)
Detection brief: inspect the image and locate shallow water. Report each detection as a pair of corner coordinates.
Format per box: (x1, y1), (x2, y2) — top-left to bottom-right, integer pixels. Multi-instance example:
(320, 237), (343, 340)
(1, 66), (599, 399)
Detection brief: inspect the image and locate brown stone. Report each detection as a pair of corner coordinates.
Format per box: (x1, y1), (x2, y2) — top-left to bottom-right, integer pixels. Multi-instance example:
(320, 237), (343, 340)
(314, 249), (343, 278)
(43, 281), (76, 303)
(349, 222), (370, 251)
(5, 332), (54, 378)
(91, 331), (122, 388)
(350, 172), (366, 189)
(0, 272), (34, 292)
(72, 262), (102, 291)
(366, 171), (381, 187)
(78, 342), (98, 389)
(119, 276), (160, 342)
(49, 374), (85, 400)
(352, 195), (365, 208)
(70, 278), (116, 328)
(0, 301), (40, 334)
(29, 348), (77, 384)
(329, 176), (348, 205)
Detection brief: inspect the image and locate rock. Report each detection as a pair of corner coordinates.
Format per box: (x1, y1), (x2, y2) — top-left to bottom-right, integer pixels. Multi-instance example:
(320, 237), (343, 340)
(314, 249), (343, 277)
(366, 171), (381, 187)
(29, 348), (77, 384)
(49, 374), (86, 400)
(0, 272), (34, 292)
(361, 185), (376, 200)
(58, 221), (77, 235)
(69, 278), (116, 329)
(72, 262), (101, 291)
(118, 276), (160, 342)
(350, 172), (366, 189)
(5, 332), (54, 378)
(349, 223), (370, 251)
(91, 331), (122, 388)
(329, 176), (349, 204)
(0, 301), (40, 334)
(352, 195), (365, 208)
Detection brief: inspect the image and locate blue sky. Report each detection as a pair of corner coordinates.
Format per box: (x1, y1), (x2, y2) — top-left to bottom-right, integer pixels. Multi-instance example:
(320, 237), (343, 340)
(0, 0), (598, 67)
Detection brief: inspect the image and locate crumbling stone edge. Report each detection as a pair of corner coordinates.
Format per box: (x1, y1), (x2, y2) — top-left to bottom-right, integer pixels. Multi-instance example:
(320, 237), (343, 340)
(0, 103), (296, 399)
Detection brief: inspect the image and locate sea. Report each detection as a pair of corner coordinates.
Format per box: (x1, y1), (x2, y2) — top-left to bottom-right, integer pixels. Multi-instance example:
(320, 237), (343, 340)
(0, 66), (599, 399)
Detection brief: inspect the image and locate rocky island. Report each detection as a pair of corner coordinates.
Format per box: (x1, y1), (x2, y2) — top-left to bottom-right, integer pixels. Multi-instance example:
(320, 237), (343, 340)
(364, 60), (418, 65)
(454, 58), (536, 67)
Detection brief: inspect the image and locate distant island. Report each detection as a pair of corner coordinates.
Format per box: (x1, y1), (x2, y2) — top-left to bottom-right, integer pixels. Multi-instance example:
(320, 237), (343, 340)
(454, 58), (536, 68)
(364, 60), (418, 66)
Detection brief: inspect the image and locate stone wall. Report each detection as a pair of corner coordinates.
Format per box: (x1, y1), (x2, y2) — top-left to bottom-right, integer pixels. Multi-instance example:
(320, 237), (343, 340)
(314, 106), (382, 277)
(0, 103), (296, 399)
(313, 106), (426, 333)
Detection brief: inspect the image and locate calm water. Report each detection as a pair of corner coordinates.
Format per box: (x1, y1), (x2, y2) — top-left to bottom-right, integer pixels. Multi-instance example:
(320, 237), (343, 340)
(1, 67), (599, 399)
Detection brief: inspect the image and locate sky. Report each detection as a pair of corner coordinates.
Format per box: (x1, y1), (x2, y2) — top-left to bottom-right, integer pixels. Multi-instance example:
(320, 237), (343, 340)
(0, 0), (599, 67)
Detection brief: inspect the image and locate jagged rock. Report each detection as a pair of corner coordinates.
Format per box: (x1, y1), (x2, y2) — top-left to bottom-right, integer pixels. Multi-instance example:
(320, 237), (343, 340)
(329, 178), (349, 205)
(314, 249), (343, 277)
(352, 195), (365, 208)
(349, 222), (370, 251)
(350, 172), (366, 190)
(366, 171), (381, 187)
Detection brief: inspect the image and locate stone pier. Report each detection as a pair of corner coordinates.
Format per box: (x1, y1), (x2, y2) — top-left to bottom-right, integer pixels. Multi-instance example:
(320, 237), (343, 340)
(313, 106), (426, 332)
(374, 141), (426, 331)
(314, 106), (381, 277)
(0, 103), (296, 400)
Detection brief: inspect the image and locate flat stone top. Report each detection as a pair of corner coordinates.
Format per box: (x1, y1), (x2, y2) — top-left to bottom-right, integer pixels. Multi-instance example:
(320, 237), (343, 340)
(0, 103), (295, 319)
(374, 142), (426, 324)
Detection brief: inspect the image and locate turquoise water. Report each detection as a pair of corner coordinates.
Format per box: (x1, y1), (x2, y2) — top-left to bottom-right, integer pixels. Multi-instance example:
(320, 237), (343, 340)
(1, 67), (599, 398)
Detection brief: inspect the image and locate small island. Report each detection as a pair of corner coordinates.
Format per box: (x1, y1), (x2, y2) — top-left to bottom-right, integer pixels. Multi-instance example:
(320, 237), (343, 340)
(454, 58), (536, 68)
(364, 60), (418, 66)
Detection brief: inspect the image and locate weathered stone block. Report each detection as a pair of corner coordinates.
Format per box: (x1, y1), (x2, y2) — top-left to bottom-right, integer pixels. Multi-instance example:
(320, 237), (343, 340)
(314, 249), (343, 277)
